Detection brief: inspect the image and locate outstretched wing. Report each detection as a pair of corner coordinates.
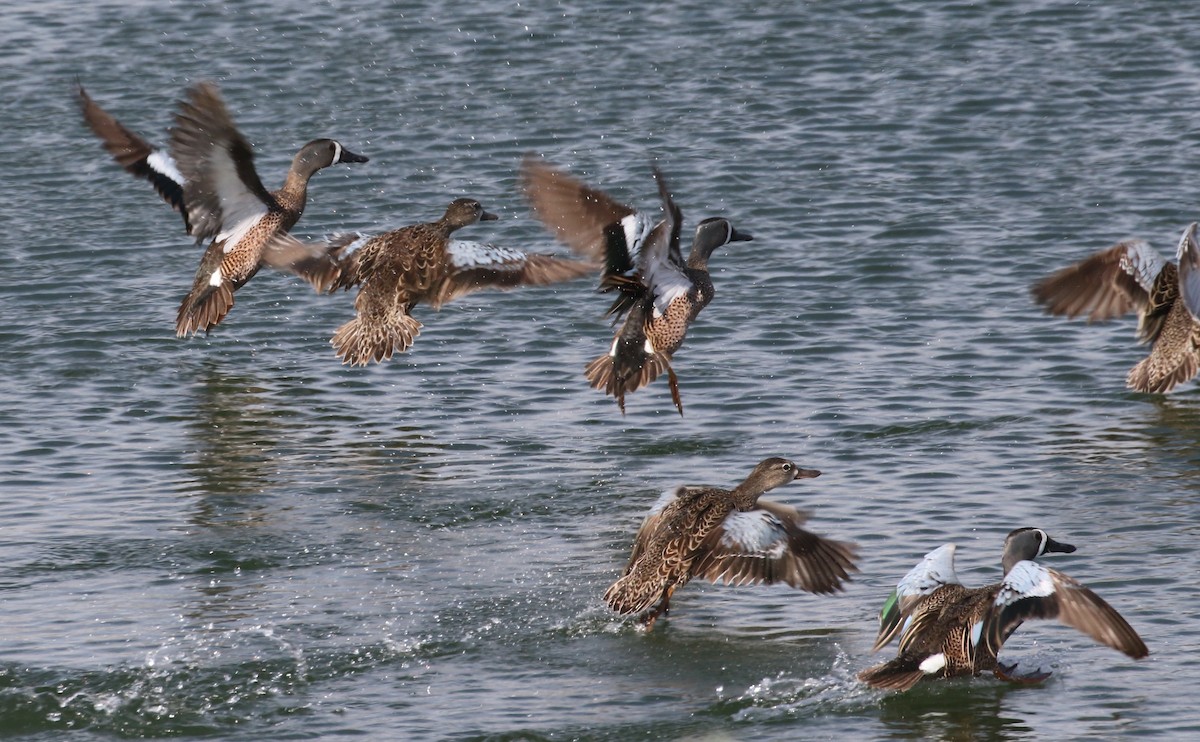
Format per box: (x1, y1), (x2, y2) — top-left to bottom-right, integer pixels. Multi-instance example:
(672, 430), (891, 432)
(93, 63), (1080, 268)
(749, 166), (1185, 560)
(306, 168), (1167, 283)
(261, 233), (346, 293)
(984, 561), (1148, 660)
(1031, 240), (1174, 343)
(638, 192), (692, 321)
(76, 84), (190, 232)
(690, 499), (859, 593)
(872, 543), (961, 652)
(168, 81), (274, 244)
(519, 155), (639, 261)
(429, 240), (597, 309)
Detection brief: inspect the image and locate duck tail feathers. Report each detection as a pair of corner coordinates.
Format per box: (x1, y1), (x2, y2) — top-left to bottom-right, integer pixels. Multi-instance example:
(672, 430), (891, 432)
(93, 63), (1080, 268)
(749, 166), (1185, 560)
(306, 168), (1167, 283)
(331, 313), (422, 366)
(176, 279), (234, 338)
(857, 659), (927, 692)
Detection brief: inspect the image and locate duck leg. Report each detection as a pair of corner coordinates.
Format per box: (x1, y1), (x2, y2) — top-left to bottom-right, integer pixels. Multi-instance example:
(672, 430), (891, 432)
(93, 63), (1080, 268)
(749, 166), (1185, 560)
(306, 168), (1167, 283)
(665, 363), (683, 416)
(993, 661), (1052, 684)
(637, 585), (677, 632)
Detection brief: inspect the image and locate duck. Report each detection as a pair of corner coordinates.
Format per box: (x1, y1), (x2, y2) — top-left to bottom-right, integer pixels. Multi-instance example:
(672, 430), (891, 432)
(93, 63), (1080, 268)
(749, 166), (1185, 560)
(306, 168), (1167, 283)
(1031, 223), (1200, 393)
(327, 198), (597, 365)
(603, 457), (859, 631)
(520, 155), (752, 414)
(858, 527), (1148, 691)
(77, 82), (368, 337)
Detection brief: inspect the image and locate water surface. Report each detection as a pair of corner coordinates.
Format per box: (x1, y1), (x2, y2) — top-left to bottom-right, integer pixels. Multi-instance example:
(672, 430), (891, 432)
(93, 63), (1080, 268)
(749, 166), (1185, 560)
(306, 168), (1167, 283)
(2, 1), (1198, 739)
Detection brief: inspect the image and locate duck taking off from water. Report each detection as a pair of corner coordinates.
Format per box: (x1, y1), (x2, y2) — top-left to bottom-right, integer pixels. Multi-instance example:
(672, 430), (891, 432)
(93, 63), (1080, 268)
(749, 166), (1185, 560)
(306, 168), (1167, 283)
(327, 198), (596, 365)
(520, 155), (752, 414)
(77, 82), (368, 337)
(604, 458), (859, 631)
(1031, 223), (1200, 393)
(858, 527), (1148, 691)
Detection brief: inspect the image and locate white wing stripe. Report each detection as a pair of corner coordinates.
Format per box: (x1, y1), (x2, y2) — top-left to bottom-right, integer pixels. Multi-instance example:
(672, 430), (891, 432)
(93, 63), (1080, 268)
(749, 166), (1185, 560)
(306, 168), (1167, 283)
(147, 151), (185, 187)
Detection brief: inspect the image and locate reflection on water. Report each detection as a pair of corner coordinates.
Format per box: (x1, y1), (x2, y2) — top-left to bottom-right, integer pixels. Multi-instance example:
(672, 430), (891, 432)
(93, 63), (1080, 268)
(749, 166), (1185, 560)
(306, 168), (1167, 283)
(878, 682), (1030, 741)
(181, 360), (283, 514)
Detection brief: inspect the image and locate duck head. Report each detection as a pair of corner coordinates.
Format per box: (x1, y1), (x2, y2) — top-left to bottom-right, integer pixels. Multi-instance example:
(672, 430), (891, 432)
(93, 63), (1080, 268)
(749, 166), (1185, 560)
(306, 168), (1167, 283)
(1001, 527), (1076, 574)
(732, 457), (821, 509)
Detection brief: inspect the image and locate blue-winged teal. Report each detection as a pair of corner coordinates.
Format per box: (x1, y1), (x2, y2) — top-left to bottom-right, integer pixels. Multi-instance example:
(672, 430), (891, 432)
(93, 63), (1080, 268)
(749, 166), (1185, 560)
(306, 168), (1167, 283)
(1032, 223), (1200, 392)
(328, 198), (596, 365)
(78, 82), (368, 337)
(859, 528), (1148, 691)
(604, 458), (859, 631)
(520, 156), (751, 414)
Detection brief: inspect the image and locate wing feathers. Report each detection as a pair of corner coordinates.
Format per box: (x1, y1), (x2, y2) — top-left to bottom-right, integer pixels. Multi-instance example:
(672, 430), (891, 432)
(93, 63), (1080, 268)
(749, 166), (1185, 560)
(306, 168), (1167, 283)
(1031, 241), (1161, 322)
(519, 155), (637, 261)
(690, 500), (859, 593)
(987, 564), (1148, 660)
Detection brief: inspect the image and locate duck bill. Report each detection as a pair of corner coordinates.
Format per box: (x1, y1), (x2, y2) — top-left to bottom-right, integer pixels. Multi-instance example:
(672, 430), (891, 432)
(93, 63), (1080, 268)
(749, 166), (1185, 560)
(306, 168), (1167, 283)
(730, 227), (753, 242)
(481, 210), (500, 221)
(793, 467), (821, 480)
(1044, 536), (1076, 554)
(339, 148), (369, 164)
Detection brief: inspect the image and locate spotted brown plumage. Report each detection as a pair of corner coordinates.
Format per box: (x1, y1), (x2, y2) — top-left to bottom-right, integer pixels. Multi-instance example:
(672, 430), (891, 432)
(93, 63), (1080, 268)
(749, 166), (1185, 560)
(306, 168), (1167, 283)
(327, 198), (597, 365)
(1031, 223), (1200, 393)
(77, 81), (368, 337)
(520, 156), (752, 414)
(604, 458), (859, 631)
(859, 528), (1148, 692)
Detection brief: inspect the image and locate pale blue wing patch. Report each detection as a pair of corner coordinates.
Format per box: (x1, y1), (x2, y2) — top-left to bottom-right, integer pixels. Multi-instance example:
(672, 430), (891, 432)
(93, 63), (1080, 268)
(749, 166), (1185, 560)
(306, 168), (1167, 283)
(216, 206), (270, 254)
(644, 486), (685, 519)
(619, 212), (656, 273)
(994, 560), (1056, 608)
(327, 231), (373, 257)
(1118, 239), (1167, 295)
(896, 544), (961, 598)
(636, 209), (691, 319)
(204, 146), (270, 247)
(648, 271), (692, 319)
(1176, 223), (1200, 321)
(718, 510), (788, 556)
(970, 619), (984, 648)
(447, 240), (529, 270)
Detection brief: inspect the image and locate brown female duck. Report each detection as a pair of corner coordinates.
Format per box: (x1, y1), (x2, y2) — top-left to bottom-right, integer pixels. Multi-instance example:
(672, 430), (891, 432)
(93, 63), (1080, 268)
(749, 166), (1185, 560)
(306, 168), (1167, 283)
(604, 458), (859, 630)
(329, 198), (596, 365)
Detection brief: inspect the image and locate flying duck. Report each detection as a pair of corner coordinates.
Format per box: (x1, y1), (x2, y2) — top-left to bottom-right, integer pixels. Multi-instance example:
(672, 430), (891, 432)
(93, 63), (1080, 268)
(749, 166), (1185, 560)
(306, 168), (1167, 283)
(77, 82), (368, 337)
(604, 458), (859, 631)
(520, 155), (752, 414)
(327, 198), (596, 365)
(1031, 223), (1200, 393)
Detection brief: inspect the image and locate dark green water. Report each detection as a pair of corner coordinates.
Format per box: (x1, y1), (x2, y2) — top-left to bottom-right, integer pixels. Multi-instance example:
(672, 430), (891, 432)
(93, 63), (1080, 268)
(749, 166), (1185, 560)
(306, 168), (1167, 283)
(2, 0), (1197, 739)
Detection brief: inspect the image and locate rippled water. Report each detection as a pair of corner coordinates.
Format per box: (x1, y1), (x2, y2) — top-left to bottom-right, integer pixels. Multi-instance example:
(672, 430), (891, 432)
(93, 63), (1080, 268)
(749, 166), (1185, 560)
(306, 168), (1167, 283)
(3, 0), (1199, 739)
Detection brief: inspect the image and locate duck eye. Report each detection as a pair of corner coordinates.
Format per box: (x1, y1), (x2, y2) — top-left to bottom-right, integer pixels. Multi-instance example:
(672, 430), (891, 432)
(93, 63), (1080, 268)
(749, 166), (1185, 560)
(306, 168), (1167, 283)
(781, 463), (792, 471)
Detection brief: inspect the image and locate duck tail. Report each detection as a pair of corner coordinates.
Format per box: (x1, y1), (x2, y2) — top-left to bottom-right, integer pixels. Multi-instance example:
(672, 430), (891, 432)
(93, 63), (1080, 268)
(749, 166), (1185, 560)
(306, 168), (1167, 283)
(176, 278), (234, 338)
(1125, 350), (1198, 394)
(856, 658), (927, 692)
(585, 353), (627, 414)
(602, 573), (661, 616)
(331, 312), (422, 366)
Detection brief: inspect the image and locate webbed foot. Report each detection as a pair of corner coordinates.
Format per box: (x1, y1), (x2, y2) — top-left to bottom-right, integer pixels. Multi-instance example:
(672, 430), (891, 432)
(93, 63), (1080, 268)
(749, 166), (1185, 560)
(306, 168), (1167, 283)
(994, 661), (1052, 684)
